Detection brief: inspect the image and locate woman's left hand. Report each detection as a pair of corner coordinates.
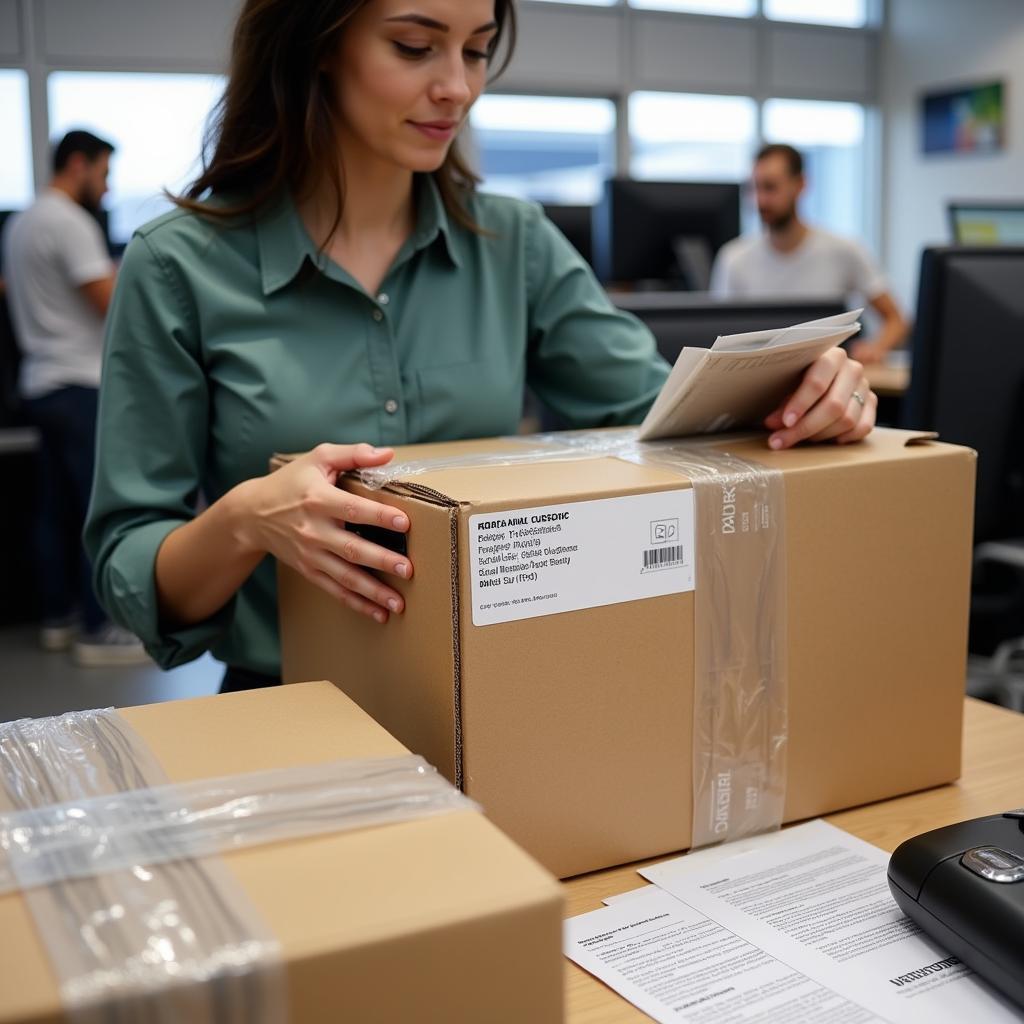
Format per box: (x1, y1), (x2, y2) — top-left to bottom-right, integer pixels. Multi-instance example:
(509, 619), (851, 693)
(763, 348), (877, 450)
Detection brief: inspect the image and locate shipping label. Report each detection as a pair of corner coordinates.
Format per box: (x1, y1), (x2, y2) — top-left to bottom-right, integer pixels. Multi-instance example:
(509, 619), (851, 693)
(469, 490), (696, 626)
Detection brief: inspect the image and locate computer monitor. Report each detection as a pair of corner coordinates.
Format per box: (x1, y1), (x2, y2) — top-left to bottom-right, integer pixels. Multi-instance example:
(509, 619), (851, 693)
(948, 203), (1024, 245)
(541, 204), (593, 268)
(593, 179), (741, 289)
(902, 246), (1024, 542)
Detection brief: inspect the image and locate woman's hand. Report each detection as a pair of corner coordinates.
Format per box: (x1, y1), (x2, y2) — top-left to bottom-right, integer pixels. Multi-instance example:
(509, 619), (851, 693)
(763, 348), (877, 450)
(237, 442), (412, 624)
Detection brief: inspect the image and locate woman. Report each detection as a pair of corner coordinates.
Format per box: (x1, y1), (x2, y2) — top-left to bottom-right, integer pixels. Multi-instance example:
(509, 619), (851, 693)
(84, 0), (876, 692)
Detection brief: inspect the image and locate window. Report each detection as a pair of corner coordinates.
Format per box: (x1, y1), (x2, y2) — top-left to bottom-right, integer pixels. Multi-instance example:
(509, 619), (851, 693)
(762, 98), (866, 238)
(469, 95), (616, 205)
(629, 92), (757, 182)
(0, 69), (33, 211)
(529, 0), (619, 5)
(764, 0), (867, 28)
(628, 0), (756, 14)
(48, 71), (224, 245)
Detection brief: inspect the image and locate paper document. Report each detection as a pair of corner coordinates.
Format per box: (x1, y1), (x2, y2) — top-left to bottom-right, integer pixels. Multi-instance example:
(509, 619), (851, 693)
(641, 820), (1022, 1023)
(638, 310), (862, 441)
(566, 821), (1023, 1023)
(565, 884), (884, 1022)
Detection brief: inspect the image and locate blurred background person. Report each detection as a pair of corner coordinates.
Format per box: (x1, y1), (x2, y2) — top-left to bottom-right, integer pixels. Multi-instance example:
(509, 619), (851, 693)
(2, 129), (146, 665)
(712, 143), (908, 365)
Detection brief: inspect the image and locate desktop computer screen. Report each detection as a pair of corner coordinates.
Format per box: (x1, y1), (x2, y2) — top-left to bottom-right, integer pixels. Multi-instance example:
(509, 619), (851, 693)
(592, 179), (741, 290)
(948, 203), (1024, 245)
(903, 246), (1024, 542)
(541, 204), (594, 269)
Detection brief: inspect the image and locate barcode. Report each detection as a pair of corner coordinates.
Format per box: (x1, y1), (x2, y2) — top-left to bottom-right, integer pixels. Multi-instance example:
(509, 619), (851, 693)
(643, 545), (685, 571)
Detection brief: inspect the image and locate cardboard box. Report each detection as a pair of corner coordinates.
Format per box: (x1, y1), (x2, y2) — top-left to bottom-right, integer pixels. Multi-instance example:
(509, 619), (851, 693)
(279, 429), (976, 878)
(0, 682), (564, 1023)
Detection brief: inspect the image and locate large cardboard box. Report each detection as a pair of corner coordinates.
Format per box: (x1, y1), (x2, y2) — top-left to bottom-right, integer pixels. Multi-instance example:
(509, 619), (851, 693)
(279, 429), (976, 878)
(0, 682), (564, 1024)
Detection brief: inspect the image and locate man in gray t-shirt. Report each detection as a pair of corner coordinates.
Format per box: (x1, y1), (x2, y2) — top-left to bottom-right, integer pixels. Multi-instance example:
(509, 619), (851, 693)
(3, 130), (145, 665)
(711, 144), (908, 365)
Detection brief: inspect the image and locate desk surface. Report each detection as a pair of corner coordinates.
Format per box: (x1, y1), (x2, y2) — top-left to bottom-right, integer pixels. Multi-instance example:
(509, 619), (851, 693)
(564, 697), (1024, 1022)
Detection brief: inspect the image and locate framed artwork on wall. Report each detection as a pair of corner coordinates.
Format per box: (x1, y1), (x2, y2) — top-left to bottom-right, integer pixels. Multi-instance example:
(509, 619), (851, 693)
(921, 80), (1005, 155)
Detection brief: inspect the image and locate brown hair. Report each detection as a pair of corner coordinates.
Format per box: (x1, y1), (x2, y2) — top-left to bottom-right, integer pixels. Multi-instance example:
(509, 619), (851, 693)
(756, 142), (804, 177)
(174, 0), (516, 235)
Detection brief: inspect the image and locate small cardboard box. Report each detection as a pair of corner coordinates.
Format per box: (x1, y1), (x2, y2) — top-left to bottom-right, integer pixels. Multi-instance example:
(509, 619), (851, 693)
(0, 682), (564, 1024)
(279, 429), (976, 878)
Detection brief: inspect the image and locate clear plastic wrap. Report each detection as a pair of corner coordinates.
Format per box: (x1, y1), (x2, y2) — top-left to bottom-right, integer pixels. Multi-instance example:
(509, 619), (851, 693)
(356, 431), (614, 489)
(621, 440), (788, 849)
(350, 429), (788, 848)
(0, 754), (477, 892)
(0, 709), (476, 1022)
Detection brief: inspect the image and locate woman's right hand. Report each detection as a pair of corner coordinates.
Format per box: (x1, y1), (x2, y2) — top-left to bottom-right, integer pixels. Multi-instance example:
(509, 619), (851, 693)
(236, 442), (412, 624)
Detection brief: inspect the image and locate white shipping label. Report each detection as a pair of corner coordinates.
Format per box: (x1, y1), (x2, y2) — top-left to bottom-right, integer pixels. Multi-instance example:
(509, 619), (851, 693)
(469, 490), (696, 626)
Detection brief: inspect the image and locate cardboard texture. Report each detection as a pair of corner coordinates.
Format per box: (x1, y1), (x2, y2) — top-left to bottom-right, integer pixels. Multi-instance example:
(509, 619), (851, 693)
(278, 429), (977, 879)
(0, 682), (564, 1024)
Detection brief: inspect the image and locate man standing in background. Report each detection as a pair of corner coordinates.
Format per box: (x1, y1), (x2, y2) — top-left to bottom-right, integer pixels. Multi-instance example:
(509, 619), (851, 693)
(3, 129), (146, 665)
(711, 143), (908, 364)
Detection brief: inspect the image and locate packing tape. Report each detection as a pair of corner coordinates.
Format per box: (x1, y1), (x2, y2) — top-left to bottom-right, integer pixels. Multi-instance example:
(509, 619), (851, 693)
(355, 429), (788, 849)
(0, 709), (476, 1021)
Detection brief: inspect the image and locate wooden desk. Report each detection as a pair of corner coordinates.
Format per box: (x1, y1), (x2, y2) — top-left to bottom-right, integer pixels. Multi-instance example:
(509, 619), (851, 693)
(864, 362), (910, 398)
(564, 697), (1024, 1022)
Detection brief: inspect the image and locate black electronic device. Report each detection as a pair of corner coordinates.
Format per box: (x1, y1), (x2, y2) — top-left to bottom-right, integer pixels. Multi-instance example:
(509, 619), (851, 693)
(541, 203), (594, 269)
(902, 246), (1024, 544)
(888, 813), (1024, 1008)
(592, 178), (740, 289)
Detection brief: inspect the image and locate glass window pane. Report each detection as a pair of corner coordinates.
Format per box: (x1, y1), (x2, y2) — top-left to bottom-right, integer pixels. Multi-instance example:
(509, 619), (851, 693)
(628, 0), (756, 16)
(48, 71), (224, 245)
(764, 0), (867, 27)
(0, 70), (34, 210)
(469, 95), (616, 204)
(762, 98), (866, 238)
(629, 92), (757, 182)
(529, 0), (619, 5)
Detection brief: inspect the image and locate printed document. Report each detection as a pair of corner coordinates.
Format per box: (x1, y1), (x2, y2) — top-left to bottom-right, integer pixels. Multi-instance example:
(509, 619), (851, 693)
(564, 820), (1023, 1023)
(638, 310), (862, 441)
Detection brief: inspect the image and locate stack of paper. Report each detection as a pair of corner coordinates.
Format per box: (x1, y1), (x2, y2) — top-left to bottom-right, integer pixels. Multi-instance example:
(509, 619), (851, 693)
(639, 310), (863, 441)
(565, 821), (1023, 1023)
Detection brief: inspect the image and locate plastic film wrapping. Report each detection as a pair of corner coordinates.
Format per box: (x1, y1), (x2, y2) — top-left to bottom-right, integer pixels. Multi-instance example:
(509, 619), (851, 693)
(0, 710), (476, 1023)
(0, 754), (477, 893)
(0, 709), (286, 1024)
(619, 440), (788, 848)
(352, 429), (788, 848)
(357, 432), (606, 489)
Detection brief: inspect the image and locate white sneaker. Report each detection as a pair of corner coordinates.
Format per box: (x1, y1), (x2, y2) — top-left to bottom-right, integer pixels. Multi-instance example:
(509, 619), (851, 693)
(39, 615), (79, 652)
(72, 625), (151, 667)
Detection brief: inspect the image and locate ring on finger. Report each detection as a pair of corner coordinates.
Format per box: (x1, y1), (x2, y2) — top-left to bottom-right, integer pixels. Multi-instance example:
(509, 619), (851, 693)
(851, 390), (866, 408)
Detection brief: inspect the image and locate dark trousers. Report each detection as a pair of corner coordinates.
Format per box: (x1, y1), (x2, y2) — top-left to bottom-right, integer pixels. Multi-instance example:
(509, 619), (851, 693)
(219, 666), (283, 693)
(24, 385), (106, 632)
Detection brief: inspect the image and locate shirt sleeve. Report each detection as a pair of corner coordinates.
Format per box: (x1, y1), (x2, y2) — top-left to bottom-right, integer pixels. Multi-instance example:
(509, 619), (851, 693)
(84, 230), (235, 669)
(845, 239), (888, 301)
(524, 205), (669, 428)
(62, 207), (114, 287)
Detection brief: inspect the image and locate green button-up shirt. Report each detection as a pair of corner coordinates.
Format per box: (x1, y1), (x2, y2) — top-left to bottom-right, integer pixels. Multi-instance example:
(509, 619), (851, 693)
(85, 176), (669, 674)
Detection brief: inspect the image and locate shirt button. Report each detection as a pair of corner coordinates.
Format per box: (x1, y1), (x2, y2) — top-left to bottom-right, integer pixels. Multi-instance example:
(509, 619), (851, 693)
(377, 293), (390, 306)
(372, 309), (384, 322)
(384, 399), (399, 415)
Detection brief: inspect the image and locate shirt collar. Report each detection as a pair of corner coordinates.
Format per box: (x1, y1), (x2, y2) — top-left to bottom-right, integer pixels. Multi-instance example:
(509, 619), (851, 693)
(256, 174), (461, 297)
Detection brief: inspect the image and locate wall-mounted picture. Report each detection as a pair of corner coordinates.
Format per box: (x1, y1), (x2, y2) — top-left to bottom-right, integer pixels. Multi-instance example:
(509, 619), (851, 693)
(922, 80), (1005, 155)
